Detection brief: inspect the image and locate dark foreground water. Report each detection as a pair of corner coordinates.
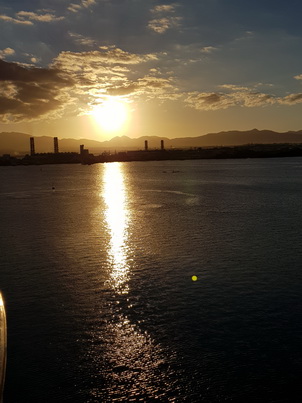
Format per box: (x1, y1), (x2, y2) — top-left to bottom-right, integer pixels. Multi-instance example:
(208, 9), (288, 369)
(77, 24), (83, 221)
(0, 158), (302, 402)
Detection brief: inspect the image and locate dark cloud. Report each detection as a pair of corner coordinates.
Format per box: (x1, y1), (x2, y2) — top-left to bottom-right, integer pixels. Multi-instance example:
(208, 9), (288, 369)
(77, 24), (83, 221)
(0, 59), (71, 84)
(0, 96), (23, 114)
(0, 59), (73, 121)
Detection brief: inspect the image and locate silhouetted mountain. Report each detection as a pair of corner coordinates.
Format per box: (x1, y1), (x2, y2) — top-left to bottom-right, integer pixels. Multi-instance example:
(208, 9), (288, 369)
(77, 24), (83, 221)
(185, 129), (302, 147)
(2, 129), (302, 155)
(0, 132), (32, 155)
(101, 135), (171, 149)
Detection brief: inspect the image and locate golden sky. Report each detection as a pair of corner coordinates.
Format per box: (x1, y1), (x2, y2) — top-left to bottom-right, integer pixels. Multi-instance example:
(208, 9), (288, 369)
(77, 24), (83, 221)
(1, 0), (302, 141)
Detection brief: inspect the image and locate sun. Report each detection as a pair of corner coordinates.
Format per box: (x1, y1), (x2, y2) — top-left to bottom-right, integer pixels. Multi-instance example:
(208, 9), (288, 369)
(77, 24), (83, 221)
(91, 98), (128, 132)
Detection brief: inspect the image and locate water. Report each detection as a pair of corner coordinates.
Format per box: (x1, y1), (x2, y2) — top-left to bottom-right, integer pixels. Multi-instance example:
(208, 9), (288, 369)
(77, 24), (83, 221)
(0, 158), (302, 402)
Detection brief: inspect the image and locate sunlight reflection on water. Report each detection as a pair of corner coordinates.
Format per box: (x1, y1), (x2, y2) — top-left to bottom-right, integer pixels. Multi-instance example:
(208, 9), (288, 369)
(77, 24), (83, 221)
(103, 162), (130, 294)
(96, 163), (179, 401)
(92, 312), (177, 402)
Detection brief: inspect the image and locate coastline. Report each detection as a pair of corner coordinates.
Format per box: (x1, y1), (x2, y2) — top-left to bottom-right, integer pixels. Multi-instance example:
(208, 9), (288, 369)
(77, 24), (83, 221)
(1, 142), (302, 166)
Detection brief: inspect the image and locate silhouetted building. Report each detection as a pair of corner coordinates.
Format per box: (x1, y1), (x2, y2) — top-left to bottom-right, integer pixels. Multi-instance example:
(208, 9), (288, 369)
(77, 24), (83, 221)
(30, 137), (35, 156)
(54, 137), (59, 154)
(79, 144), (93, 164)
(145, 140), (148, 151)
(80, 144), (89, 156)
(161, 140), (164, 150)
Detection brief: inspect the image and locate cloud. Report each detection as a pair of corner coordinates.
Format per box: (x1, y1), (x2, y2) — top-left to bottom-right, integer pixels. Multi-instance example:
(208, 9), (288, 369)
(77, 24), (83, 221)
(0, 60), (70, 84)
(152, 5), (177, 13)
(184, 89), (276, 111)
(0, 10), (64, 25)
(68, 32), (95, 46)
(50, 48), (172, 109)
(0, 59), (73, 122)
(82, 0), (96, 8)
(106, 75), (178, 100)
(68, 0), (96, 13)
(0, 48), (15, 59)
(279, 93), (302, 105)
(137, 75), (180, 100)
(184, 85), (302, 110)
(254, 82), (274, 88)
(148, 17), (182, 34)
(200, 46), (218, 54)
(0, 14), (33, 25)
(68, 4), (82, 13)
(106, 84), (138, 97)
(52, 47), (158, 71)
(185, 92), (236, 110)
(22, 53), (41, 64)
(239, 92), (274, 107)
(234, 31), (254, 42)
(148, 3), (182, 33)
(16, 11), (64, 22)
(0, 47), (173, 122)
(2, 43), (302, 125)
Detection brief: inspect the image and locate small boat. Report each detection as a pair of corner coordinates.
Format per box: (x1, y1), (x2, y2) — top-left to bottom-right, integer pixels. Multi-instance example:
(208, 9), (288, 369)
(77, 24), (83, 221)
(0, 292), (7, 403)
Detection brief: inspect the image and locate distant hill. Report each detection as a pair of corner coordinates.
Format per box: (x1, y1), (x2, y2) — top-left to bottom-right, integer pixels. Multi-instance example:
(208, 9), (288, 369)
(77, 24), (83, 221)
(2, 129), (302, 155)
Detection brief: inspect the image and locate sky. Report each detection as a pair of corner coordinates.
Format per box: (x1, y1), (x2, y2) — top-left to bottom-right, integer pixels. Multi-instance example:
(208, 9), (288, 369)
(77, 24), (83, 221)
(1, 0), (302, 141)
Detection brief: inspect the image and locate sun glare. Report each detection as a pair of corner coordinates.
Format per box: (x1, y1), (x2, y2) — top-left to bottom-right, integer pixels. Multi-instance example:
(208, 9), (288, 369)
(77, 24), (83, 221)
(92, 98), (128, 132)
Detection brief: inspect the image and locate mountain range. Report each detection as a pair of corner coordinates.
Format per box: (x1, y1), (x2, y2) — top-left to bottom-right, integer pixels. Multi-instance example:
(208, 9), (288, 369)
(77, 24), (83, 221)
(2, 129), (302, 156)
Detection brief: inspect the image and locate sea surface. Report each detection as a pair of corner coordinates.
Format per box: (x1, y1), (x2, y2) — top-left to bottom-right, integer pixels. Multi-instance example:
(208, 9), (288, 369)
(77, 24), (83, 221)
(0, 158), (302, 402)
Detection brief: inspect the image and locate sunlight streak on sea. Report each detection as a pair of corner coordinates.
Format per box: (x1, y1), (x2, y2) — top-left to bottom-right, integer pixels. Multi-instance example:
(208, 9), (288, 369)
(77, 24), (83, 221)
(102, 162), (130, 294)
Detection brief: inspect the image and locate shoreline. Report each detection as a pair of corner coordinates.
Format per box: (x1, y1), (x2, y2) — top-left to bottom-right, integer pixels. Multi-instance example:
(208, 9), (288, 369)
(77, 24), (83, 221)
(1, 143), (302, 166)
